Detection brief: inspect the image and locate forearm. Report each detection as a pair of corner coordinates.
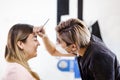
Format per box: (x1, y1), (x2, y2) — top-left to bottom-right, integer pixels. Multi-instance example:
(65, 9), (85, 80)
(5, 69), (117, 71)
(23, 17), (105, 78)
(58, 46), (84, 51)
(42, 35), (56, 55)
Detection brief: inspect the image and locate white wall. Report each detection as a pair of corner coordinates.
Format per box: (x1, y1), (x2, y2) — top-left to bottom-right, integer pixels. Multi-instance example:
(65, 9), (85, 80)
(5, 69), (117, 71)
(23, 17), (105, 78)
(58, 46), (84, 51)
(0, 0), (120, 80)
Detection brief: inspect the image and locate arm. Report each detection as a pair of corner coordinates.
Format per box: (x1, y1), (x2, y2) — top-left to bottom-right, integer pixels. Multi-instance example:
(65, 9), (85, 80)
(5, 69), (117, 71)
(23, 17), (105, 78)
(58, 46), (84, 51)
(42, 34), (75, 56)
(33, 27), (75, 56)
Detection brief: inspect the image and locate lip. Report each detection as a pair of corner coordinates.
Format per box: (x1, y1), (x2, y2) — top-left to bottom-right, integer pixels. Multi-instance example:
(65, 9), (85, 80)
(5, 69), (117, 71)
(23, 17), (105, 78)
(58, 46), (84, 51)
(35, 48), (37, 52)
(36, 49), (37, 52)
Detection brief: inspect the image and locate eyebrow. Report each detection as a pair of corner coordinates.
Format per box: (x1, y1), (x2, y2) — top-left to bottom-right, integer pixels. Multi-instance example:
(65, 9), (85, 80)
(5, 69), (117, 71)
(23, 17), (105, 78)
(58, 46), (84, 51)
(34, 35), (37, 38)
(33, 34), (37, 38)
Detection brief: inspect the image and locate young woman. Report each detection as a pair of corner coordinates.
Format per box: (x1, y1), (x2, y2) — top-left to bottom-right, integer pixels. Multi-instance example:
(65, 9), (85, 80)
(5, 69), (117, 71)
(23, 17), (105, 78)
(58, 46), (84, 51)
(2, 24), (40, 80)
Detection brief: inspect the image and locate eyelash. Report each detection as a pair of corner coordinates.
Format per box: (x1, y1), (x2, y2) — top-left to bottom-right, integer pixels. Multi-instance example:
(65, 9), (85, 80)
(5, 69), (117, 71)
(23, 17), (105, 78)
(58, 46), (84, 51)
(33, 36), (37, 41)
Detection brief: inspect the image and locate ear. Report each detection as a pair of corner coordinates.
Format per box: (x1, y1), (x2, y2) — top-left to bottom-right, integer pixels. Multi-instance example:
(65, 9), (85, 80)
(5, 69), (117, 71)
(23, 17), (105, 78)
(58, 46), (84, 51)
(71, 44), (77, 51)
(17, 41), (24, 49)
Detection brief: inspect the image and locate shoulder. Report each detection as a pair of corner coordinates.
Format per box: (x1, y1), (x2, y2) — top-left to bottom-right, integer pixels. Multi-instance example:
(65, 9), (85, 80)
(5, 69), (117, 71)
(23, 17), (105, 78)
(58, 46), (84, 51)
(2, 62), (34, 80)
(89, 37), (116, 67)
(90, 35), (116, 59)
(90, 47), (116, 70)
(6, 62), (28, 74)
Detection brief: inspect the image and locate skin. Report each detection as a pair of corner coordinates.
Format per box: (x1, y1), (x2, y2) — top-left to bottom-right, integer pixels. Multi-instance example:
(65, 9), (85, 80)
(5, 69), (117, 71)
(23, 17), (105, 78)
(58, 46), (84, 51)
(33, 27), (87, 57)
(33, 27), (77, 56)
(18, 33), (40, 60)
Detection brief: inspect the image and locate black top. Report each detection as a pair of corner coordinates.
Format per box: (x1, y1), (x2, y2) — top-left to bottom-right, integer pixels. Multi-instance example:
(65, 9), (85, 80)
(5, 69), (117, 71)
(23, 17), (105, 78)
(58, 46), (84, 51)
(77, 35), (120, 80)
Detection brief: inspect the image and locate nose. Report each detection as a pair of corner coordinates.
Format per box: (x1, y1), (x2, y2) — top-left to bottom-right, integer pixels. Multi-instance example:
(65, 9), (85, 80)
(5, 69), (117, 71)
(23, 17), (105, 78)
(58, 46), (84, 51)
(37, 40), (40, 46)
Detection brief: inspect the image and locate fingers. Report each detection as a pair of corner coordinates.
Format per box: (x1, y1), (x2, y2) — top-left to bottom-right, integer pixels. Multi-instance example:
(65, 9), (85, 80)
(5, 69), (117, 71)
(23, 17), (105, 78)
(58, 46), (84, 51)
(33, 26), (46, 38)
(33, 27), (42, 33)
(37, 31), (44, 37)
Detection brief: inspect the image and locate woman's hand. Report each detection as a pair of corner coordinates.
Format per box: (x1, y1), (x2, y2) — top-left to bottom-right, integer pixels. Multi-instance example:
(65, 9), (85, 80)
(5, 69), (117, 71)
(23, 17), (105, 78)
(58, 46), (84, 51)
(33, 26), (46, 38)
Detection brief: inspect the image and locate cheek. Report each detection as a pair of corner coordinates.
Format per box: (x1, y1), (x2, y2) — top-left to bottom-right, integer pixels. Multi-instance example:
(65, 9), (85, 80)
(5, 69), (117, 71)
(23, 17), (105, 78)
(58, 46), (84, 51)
(65, 48), (71, 53)
(29, 43), (37, 54)
(60, 41), (67, 48)
(60, 44), (65, 48)
(26, 48), (37, 59)
(24, 43), (37, 59)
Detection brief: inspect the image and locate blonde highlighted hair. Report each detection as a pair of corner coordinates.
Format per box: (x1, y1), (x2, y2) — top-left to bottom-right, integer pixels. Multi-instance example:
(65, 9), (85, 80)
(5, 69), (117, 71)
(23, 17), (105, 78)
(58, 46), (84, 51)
(5, 24), (40, 80)
(56, 18), (91, 49)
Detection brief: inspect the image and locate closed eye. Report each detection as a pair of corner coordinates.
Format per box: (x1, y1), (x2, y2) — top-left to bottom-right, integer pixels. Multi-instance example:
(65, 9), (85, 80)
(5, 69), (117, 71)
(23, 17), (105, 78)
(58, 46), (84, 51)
(33, 35), (37, 41)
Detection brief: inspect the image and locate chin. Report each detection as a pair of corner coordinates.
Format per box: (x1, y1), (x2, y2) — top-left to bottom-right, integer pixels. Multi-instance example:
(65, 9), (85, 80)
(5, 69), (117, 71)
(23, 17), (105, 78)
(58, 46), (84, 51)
(34, 54), (37, 57)
(32, 54), (37, 57)
(30, 54), (37, 59)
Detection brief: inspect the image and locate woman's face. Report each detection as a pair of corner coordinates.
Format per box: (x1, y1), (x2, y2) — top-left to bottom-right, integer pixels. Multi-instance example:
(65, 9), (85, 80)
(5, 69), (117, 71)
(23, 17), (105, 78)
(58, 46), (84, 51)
(57, 34), (77, 54)
(22, 33), (40, 59)
(57, 35), (73, 53)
